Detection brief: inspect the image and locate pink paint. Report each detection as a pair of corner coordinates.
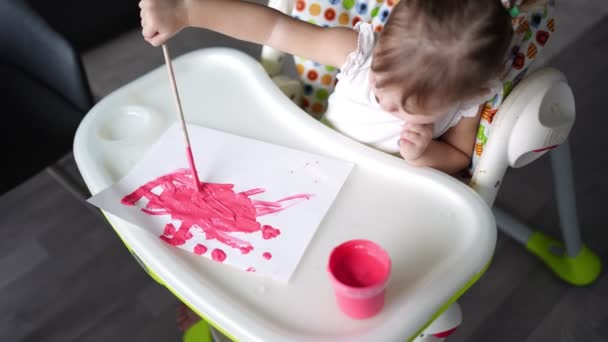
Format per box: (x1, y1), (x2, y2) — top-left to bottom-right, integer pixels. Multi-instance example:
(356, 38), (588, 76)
(186, 147), (202, 192)
(194, 244), (208, 255)
(328, 239), (391, 319)
(533, 145), (558, 153)
(246, 267), (256, 272)
(261, 225), (280, 240)
(164, 223), (176, 235)
(433, 327), (459, 338)
(159, 223), (192, 246)
(262, 252), (272, 260)
(255, 194), (312, 216)
(122, 169), (312, 262)
(211, 248), (226, 262)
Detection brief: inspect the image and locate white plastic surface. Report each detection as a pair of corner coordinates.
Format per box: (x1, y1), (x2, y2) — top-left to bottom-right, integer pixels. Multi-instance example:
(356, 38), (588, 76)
(73, 48), (496, 342)
(470, 68), (574, 206)
(272, 74), (303, 104)
(508, 79), (575, 168)
(422, 302), (462, 334)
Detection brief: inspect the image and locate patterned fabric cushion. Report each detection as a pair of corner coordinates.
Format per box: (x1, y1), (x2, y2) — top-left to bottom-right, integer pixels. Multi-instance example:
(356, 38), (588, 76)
(291, 0), (399, 118)
(471, 1), (555, 173)
(290, 0), (556, 173)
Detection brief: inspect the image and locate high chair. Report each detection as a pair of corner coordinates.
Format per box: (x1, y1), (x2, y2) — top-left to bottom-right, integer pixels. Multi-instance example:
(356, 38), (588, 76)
(75, 47), (493, 342)
(253, 0), (601, 339)
(261, 0), (601, 288)
(72, 1), (601, 342)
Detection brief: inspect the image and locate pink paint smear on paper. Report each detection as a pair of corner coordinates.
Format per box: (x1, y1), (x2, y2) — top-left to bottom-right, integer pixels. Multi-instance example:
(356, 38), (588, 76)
(121, 169), (312, 264)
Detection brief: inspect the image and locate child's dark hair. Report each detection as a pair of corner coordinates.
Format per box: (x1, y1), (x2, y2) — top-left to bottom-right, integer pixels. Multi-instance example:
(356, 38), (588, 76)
(371, 0), (513, 113)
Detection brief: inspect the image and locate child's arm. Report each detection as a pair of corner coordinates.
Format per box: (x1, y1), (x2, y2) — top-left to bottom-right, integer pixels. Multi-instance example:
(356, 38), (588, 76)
(403, 107), (482, 175)
(140, 0), (357, 68)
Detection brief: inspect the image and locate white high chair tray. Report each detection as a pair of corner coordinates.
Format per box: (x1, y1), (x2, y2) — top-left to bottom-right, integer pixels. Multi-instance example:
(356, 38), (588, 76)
(74, 48), (496, 342)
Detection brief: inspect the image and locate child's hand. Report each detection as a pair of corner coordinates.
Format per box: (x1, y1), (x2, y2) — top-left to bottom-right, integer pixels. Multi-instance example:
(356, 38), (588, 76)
(399, 123), (433, 161)
(139, 0), (189, 46)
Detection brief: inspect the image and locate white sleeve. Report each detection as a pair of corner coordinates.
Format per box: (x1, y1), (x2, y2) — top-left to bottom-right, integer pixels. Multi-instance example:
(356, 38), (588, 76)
(337, 22), (376, 80)
(450, 79), (503, 126)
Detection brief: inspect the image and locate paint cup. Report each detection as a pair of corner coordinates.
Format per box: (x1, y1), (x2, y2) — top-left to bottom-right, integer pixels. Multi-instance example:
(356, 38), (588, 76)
(327, 239), (391, 319)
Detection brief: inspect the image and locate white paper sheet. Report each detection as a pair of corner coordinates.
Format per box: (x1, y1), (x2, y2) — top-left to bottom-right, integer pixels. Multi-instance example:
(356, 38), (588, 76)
(88, 123), (353, 282)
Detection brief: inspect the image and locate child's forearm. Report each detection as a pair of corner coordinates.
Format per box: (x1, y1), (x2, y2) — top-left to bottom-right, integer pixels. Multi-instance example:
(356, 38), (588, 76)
(187, 0), (286, 46)
(406, 140), (471, 175)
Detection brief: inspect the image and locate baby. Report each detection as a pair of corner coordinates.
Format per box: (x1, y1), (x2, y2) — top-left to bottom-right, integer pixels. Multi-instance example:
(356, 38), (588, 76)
(140, 0), (516, 174)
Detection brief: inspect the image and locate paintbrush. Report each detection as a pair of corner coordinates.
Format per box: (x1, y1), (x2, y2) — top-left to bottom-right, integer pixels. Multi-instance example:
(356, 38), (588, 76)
(161, 44), (202, 192)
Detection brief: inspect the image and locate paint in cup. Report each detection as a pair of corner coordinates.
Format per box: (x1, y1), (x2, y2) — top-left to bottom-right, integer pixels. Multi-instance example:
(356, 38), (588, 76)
(327, 239), (391, 319)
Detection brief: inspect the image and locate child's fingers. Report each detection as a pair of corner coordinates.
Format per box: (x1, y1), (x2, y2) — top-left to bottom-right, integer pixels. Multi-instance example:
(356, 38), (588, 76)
(400, 127), (423, 143)
(403, 129), (420, 137)
(400, 130), (422, 145)
(403, 123), (432, 136)
(404, 124), (432, 134)
(398, 138), (414, 148)
(405, 125), (423, 135)
(149, 32), (169, 47)
(142, 25), (158, 39)
(399, 139), (422, 161)
(399, 131), (416, 146)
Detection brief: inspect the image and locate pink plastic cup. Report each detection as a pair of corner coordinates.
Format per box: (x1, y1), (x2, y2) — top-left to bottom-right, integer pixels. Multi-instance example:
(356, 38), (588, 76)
(327, 239), (392, 319)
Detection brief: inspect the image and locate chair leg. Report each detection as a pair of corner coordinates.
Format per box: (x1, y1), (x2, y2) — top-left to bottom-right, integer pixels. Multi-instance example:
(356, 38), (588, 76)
(493, 206), (534, 245)
(494, 141), (601, 286)
(530, 140), (601, 286)
(549, 141), (582, 257)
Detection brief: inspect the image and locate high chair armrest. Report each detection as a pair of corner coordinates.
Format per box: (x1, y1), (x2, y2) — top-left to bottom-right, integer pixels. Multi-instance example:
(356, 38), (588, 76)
(271, 74), (303, 103)
(260, 0), (294, 76)
(470, 68), (576, 206)
(75, 48), (497, 342)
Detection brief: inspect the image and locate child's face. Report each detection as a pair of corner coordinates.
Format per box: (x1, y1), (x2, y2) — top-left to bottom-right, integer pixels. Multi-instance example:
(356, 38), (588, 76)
(369, 72), (453, 125)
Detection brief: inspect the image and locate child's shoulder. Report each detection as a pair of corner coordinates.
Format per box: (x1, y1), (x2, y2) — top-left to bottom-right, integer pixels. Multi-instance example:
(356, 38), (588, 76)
(336, 23), (377, 79)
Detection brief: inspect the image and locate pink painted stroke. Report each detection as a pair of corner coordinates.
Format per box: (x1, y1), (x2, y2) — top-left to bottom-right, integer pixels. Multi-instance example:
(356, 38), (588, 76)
(121, 169), (312, 260)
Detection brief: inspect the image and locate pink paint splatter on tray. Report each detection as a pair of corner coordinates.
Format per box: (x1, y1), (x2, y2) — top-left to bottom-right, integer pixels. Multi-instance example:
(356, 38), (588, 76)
(121, 169), (312, 263)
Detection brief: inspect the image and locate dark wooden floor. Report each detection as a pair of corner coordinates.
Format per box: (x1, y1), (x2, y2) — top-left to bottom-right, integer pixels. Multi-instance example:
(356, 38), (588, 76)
(1, 3), (607, 342)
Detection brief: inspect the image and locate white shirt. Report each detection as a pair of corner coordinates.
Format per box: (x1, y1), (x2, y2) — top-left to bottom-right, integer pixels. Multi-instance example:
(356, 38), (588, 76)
(323, 22), (501, 154)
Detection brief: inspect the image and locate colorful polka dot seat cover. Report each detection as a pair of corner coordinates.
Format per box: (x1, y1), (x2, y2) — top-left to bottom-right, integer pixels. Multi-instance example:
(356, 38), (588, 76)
(290, 0), (555, 173)
(292, 0), (395, 117)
